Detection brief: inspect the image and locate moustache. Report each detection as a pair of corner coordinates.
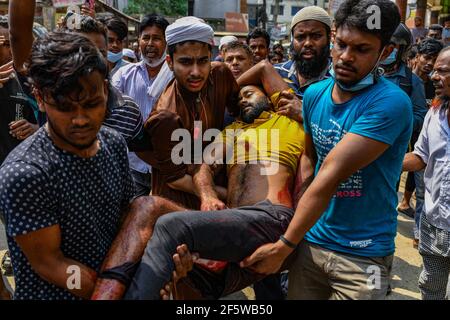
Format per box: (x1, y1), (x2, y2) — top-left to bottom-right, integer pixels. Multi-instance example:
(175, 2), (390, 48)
(335, 62), (357, 73)
(187, 77), (204, 82)
(300, 48), (317, 56)
(69, 125), (92, 131)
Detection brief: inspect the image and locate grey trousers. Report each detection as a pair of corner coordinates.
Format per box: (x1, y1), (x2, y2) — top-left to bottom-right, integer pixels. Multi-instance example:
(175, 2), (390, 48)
(288, 241), (393, 300)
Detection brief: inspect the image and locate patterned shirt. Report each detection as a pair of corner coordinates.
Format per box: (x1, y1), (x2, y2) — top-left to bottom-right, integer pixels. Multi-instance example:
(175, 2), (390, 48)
(0, 126), (135, 300)
(413, 106), (450, 231)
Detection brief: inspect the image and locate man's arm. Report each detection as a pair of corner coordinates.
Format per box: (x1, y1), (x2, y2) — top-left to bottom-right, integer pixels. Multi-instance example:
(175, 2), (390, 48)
(237, 60), (289, 96)
(402, 152), (426, 172)
(192, 163), (226, 211)
(9, 0), (35, 73)
(15, 225), (97, 299)
(292, 134), (317, 206)
(240, 133), (391, 274)
(238, 60), (303, 122)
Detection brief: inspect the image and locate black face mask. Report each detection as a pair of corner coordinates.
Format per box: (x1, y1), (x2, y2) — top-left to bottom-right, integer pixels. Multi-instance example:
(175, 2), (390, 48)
(291, 43), (330, 79)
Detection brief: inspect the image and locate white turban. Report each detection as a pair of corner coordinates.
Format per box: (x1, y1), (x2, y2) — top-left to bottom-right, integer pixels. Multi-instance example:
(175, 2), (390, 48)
(291, 6), (332, 32)
(165, 16), (214, 47)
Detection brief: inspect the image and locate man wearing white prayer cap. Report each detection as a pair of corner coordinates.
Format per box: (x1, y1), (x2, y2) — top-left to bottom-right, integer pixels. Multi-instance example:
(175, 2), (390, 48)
(214, 35), (239, 62)
(139, 16), (240, 209)
(88, 17), (241, 300)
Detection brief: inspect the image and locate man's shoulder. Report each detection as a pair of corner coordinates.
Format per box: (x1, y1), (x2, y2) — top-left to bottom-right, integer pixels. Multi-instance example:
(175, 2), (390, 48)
(113, 61), (142, 78)
(109, 86), (141, 114)
(99, 126), (128, 145)
(304, 77), (333, 98)
(274, 60), (293, 72)
(373, 77), (412, 108)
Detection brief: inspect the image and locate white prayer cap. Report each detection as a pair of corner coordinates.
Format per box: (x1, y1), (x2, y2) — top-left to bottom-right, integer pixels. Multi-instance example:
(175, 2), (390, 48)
(291, 6), (332, 32)
(122, 48), (136, 60)
(219, 36), (238, 50)
(165, 16), (214, 47)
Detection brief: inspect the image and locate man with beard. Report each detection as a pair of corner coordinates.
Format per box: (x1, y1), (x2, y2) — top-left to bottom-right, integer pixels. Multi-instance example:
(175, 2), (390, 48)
(402, 47), (450, 300)
(237, 7), (331, 126)
(275, 6), (332, 98)
(112, 14), (170, 197)
(240, 0), (412, 300)
(90, 17), (301, 300)
(122, 84), (305, 300)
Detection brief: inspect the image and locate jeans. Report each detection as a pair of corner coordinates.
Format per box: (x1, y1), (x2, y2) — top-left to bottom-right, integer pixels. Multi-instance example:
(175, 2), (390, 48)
(414, 170), (425, 240)
(125, 200), (293, 300)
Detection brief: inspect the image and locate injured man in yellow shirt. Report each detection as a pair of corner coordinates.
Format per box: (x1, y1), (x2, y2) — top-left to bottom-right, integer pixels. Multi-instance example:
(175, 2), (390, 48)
(121, 85), (306, 300)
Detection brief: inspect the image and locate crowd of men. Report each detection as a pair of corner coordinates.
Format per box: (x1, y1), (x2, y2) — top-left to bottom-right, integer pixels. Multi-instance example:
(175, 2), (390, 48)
(0, 0), (449, 300)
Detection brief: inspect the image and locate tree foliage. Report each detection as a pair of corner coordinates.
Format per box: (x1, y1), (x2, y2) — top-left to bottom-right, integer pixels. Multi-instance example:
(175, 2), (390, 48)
(124, 0), (187, 16)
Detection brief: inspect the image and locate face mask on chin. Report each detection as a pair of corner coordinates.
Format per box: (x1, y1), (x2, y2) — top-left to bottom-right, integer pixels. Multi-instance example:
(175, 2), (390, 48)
(331, 47), (387, 92)
(380, 48), (398, 66)
(107, 51), (123, 63)
(141, 48), (167, 68)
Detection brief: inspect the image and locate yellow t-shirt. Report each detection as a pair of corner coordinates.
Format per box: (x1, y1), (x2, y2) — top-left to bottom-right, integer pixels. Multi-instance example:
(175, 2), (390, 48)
(217, 111), (305, 173)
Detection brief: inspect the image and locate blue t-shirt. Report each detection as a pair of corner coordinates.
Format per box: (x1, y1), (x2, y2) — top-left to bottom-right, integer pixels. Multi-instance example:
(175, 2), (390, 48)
(0, 126), (135, 300)
(302, 77), (413, 257)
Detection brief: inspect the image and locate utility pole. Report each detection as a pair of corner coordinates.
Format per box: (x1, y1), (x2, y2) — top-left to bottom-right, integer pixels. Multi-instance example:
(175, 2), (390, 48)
(416, 0), (427, 23)
(273, 0), (280, 25)
(262, 0), (267, 29)
(395, 0), (407, 23)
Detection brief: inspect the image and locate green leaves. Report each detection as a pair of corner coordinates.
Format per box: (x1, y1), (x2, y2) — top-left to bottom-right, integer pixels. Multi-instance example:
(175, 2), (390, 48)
(124, 0), (188, 16)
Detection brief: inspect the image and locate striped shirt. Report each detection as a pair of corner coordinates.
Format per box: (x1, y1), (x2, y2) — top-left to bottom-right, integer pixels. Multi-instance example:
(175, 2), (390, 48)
(103, 85), (144, 149)
(112, 61), (157, 173)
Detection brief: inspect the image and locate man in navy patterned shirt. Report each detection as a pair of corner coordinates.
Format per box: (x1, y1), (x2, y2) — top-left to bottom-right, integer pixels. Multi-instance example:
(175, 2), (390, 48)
(0, 33), (138, 300)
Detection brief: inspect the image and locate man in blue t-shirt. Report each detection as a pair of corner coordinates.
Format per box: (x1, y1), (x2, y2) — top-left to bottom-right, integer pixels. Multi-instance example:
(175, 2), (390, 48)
(240, 0), (412, 300)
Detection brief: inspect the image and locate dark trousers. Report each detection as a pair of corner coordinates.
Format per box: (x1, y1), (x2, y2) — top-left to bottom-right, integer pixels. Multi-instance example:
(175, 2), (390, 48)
(125, 200), (293, 300)
(130, 169), (151, 197)
(254, 274), (285, 300)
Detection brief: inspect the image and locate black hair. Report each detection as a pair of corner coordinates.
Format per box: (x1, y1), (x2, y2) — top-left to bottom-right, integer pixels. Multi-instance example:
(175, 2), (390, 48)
(417, 38), (444, 57)
(168, 40), (211, 59)
(105, 17), (128, 41)
(429, 24), (443, 32)
(272, 43), (284, 52)
(268, 51), (283, 60)
(29, 32), (108, 110)
(334, 0), (400, 48)
(62, 14), (108, 42)
(139, 14), (169, 36)
(407, 44), (418, 60)
(223, 41), (253, 58)
(246, 27), (270, 48)
(0, 15), (8, 29)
